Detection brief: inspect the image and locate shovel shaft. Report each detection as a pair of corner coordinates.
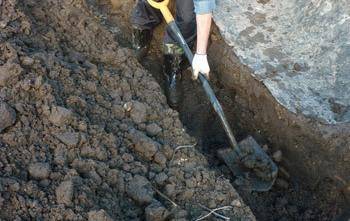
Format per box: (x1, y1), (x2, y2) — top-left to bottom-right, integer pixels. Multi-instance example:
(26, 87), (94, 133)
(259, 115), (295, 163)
(167, 21), (240, 151)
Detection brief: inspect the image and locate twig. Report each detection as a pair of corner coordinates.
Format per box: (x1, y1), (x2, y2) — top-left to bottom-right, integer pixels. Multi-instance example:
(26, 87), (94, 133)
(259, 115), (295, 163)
(195, 204), (232, 221)
(170, 143), (197, 164)
(152, 186), (178, 208)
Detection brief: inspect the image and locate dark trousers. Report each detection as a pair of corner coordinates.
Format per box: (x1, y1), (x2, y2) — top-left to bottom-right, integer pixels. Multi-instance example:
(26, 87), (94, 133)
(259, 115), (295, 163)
(130, 0), (196, 46)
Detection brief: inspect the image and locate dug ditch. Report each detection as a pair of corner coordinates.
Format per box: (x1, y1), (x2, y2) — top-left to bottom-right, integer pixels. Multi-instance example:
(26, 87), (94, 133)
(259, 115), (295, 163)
(89, 1), (350, 220)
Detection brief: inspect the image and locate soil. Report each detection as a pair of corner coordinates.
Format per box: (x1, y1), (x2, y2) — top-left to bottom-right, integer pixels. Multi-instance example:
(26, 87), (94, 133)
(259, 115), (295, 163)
(85, 1), (350, 221)
(0, 0), (255, 220)
(0, 0), (349, 221)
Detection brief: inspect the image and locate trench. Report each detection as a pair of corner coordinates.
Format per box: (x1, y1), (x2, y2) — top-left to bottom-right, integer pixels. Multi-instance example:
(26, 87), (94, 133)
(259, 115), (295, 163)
(140, 54), (347, 221)
(88, 2), (349, 220)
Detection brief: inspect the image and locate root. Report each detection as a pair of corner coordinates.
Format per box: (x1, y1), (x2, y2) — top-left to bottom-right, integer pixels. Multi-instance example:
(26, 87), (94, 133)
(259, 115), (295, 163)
(195, 204), (232, 221)
(152, 186), (179, 208)
(170, 143), (197, 165)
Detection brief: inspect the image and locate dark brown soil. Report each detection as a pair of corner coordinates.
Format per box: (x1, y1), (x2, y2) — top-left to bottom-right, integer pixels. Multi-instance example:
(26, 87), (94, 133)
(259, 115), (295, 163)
(0, 0), (256, 220)
(84, 1), (350, 221)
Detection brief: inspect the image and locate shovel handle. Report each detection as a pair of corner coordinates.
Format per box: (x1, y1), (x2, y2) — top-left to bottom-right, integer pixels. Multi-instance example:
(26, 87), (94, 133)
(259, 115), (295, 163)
(147, 0), (174, 24)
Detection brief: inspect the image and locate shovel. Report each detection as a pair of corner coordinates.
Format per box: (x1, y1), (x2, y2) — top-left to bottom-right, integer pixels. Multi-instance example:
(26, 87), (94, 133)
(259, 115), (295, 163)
(147, 0), (278, 191)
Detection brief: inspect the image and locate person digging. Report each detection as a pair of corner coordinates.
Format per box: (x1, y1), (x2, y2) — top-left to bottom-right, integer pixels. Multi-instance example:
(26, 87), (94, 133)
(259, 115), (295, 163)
(130, 0), (215, 108)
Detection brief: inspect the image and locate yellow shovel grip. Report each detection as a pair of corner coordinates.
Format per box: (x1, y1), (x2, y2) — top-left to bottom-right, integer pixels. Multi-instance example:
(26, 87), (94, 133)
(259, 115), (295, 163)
(147, 0), (175, 24)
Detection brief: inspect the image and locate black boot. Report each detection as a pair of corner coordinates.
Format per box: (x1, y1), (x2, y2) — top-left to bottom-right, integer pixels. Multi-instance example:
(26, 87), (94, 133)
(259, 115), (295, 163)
(131, 27), (152, 58)
(163, 44), (185, 108)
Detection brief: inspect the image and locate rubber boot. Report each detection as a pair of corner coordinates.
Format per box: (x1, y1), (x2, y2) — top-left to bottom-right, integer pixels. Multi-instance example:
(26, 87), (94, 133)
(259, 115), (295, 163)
(163, 44), (185, 108)
(131, 27), (152, 59)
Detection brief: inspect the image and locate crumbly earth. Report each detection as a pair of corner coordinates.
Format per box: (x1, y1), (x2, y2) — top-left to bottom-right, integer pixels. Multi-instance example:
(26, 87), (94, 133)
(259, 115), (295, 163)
(85, 1), (349, 221)
(0, 0), (255, 220)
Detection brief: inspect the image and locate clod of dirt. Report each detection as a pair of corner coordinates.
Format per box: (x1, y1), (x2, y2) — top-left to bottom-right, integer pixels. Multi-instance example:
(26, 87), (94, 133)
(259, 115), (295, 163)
(88, 210), (113, 221)
(126, 175), (155, 205)
(129, 129), (160, 161)
(0, 62), (23, 87)
(48, 106), (73, 126)
(0, 102), (16, 133)
(146, 123), (162, 136)
(28, 163), (51, 180)
(54, 132), (80, 147)
(56, 180), (74, 205)
(145, 200), (170, 221)
(130, 101), (148, 124)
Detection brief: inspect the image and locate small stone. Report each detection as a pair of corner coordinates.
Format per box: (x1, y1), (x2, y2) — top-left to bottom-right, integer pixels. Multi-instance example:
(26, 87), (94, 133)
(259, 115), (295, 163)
(146, 123), (162, 136)
(0, 102), (16, 133)
(123, 102), (133, 112)
(88, 210), (113, 221)
(28, 163), (50, 180)
(126, 175), (154, 205)
(145, 200), (170, 221)
(273, 150), (283, 162)
(56, 180), (74, 206)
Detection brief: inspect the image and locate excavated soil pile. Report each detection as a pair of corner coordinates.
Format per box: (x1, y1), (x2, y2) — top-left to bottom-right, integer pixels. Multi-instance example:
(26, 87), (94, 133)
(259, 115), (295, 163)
(0, 0), (255, 220)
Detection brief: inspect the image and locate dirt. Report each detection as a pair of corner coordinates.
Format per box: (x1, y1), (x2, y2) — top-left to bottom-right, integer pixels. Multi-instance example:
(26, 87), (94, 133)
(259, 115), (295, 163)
(0, 0), (255, 220)
(1, 0), (349, 220)
(83, 1), (350, 221)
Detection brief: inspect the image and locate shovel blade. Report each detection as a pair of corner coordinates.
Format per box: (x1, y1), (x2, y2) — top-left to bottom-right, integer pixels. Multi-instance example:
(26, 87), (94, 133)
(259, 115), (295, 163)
(218, 136), (278, 192)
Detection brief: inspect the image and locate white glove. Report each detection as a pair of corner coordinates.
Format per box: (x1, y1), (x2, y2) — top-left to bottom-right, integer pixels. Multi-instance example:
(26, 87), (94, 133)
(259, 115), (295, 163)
(192, 53), (210, 80)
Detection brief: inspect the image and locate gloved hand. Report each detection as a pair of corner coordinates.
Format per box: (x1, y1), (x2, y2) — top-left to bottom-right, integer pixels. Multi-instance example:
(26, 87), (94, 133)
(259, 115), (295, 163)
(192, 53), (210, 80)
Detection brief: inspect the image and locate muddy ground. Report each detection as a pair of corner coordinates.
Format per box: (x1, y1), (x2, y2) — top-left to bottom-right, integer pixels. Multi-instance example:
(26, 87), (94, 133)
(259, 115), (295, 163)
(0, 0), (256, 220)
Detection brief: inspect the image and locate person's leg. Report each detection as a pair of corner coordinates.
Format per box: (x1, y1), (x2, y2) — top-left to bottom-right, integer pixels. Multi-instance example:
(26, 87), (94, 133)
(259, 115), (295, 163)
(130, 0), (162, 54)
(130, 0), (162, 30)
(164, 0), (196, 46)
(163, 0), (196, 108)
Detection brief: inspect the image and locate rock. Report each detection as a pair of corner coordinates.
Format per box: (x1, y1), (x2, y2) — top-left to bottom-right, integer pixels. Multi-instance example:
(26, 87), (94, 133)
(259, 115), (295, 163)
(129, 130), (159, 161)
(28, 163), (50, 180)
(0, 102), (16, 133)
(55, 132), (80, 147)
(146, 123), (162, 136)
(126, 175), (154, 205)
(56, 180), (73, 205)
(88, 210), (113, 221)
(145, 200), (170, 221)
(273, 150), (283, 162)
(130, 101), (148, 124)
(49, 106), (73, 126)
(214, 0), (350, 123)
